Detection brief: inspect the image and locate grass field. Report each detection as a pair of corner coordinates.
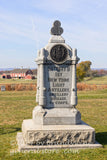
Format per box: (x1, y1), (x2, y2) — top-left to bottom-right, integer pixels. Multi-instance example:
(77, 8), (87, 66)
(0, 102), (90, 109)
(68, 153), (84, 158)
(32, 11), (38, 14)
(0, 78), (36, 84)
(0, 89), (107, 160)
(83, 76), (107, 85)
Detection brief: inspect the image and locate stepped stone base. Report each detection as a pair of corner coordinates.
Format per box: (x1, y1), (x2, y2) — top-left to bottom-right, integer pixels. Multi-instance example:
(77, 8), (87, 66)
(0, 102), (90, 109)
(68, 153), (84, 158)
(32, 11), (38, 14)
(22, 119), (95, 145)
(16, 132), (102, 152)
(16, 119), (102, 151)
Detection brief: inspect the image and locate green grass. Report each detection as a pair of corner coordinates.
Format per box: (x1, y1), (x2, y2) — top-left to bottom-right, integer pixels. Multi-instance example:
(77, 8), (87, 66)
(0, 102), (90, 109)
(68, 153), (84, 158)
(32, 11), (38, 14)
(0, 79), (36, 84)
(83, 75), (107, 85)
(78, 89), (107, 99)
(0, 76), (107, 85)
(0, 89), (107, 159)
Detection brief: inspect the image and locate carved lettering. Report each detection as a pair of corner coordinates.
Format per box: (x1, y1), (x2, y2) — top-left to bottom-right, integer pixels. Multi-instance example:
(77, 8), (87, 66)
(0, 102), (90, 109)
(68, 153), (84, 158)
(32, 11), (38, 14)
(55, 72), (62, 77)
(48, 78), (57, 82)
(46, 64), (71, 107)
(59, 78), (69, 82)
(52, 83), (65, 87)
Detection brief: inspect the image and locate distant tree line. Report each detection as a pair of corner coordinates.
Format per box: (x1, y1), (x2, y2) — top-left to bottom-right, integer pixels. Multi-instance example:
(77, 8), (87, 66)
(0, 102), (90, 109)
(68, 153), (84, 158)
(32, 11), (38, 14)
(77, 61), (107, 82)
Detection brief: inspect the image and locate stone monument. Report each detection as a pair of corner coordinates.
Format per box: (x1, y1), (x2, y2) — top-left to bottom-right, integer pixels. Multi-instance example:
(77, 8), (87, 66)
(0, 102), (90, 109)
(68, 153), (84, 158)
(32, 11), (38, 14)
(17, 20), (102, 151)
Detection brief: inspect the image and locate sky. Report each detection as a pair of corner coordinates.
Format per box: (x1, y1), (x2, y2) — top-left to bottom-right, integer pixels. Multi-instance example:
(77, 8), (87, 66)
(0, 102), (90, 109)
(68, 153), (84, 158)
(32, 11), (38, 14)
(0, 0), (107, 69)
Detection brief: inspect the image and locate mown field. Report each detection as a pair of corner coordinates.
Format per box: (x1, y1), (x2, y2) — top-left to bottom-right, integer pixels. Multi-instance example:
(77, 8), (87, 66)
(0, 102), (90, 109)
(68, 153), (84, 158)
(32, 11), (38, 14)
(0, 78), (36, 84)
(0, 88), (107, 160)
(83, 76), (107, 85)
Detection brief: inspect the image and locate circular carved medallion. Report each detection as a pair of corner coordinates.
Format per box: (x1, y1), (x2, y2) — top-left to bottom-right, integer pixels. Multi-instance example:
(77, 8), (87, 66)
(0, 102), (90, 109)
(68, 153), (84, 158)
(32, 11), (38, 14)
(50, 45), (68, 63)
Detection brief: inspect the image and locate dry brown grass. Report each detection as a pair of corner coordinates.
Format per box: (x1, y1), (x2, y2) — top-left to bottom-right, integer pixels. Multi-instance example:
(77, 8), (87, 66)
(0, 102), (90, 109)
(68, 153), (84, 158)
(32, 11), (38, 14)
(77, 83), (107, 91)
(1, 83), (107, 91)
(0, 83), (37, 91)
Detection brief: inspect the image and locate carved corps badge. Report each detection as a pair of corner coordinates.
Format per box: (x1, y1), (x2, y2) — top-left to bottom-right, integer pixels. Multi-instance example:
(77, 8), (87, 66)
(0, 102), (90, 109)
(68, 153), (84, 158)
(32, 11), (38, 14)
(50, 45), (68, 64)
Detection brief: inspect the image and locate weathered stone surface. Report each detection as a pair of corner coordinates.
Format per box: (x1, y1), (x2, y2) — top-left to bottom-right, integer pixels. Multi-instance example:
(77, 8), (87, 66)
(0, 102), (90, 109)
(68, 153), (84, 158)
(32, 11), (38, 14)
(22, 119), (95, 145)
(35, 24), (79, 111)
(33, 106), (81, 125)
(24, 131), (94, 145)
(17, 132), (102, 152)
(32, 106), (46, 125)
(45, 63), (72, 108)
(49, 35), (65, 43)
(50, 20), (63, 35)
(16, 132), (102, 153)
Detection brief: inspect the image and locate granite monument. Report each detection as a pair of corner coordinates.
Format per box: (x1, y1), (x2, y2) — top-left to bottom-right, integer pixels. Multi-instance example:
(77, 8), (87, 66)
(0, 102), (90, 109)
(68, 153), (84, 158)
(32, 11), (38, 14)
(17, 20), (102, 151)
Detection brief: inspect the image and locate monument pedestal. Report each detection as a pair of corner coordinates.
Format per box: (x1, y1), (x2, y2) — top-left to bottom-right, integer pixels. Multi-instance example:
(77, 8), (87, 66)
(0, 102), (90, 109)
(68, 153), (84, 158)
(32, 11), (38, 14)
(17, 120), (102, 151)
(33, 106), (81, 125)
(22, 119), (95, 145)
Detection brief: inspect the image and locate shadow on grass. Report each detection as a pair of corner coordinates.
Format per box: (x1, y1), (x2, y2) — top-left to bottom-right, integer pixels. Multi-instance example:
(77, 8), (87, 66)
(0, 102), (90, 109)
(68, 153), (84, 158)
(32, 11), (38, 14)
(0, 126), (21, 135)
(96, 132), (107, 145)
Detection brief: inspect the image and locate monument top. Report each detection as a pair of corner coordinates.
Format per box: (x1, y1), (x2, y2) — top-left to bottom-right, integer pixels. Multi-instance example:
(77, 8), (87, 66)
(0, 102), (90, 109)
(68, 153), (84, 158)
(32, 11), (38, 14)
(50, 20), (63, 36)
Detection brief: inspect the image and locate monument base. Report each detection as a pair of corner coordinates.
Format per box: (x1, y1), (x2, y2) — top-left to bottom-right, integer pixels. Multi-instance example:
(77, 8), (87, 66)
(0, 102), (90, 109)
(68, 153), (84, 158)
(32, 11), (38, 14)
(16, 132), (102, 152)
(16, 119), (102, 151)
(22, 119), (95, 145)
(16, 120), (102, 151)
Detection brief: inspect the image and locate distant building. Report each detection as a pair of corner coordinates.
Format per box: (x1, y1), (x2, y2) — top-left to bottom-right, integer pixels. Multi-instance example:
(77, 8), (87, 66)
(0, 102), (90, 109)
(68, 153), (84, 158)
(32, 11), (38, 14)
(1, 68), (36, 79)
(2, 73), (11, 79)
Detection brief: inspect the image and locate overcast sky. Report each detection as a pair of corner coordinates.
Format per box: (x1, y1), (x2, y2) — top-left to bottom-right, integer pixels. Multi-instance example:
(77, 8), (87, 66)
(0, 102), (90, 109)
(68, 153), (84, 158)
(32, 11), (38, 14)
(0, 0), (107, 69)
